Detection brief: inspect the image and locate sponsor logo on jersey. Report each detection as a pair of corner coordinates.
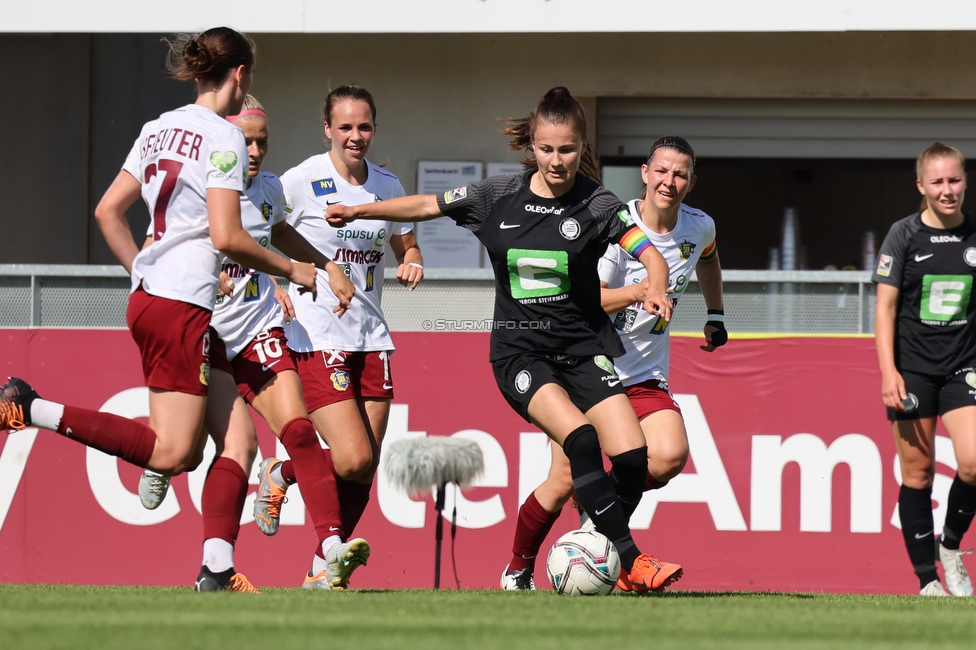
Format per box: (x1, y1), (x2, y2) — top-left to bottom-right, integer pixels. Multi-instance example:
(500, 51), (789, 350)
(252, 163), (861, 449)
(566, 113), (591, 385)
(966, 372), (976, 389)
(920, 274), (972, 324)
(616, 207), (636, 227)
(258, 236), (270, 248)
(330, 369), (350, 391)
(337, 229), (375, 241)
(876, 254), (893, 277)
(525, 204), (566, 215)
(210, 151), (238, 173)
(366, 265), (375, 292)
(678, 240), (697, 261)
(965, 248), (976, 267)
(375, 228), (388, 248)
(507, 249), (570, 302)
(558, 217), (581, 240)
(931, 235), (963, 243)
(311, 178), (338, 197)
(259, 201), (273, 222)
(444, 187), (467, 204)
(515, 370), (532, 394)
(334, 248), (385, 265)
(243, 275), (261, 303)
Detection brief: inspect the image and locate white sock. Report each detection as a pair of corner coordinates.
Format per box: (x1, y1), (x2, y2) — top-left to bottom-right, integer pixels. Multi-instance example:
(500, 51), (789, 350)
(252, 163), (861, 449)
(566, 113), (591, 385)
(311, 535), (342, 575)
(31, 399), (64, 431)
(202, 538), (235, 573)
(270, 463), (288, 489)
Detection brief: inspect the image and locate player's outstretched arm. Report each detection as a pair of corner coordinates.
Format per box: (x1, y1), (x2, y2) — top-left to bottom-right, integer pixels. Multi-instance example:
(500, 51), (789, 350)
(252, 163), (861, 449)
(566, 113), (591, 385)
(636, 245), (672, 322)
(876, 283), (908, 411)
(696, 251), (727, 351)
(600, 279), (648, 314)
(94, 170), (143, 274)
(326, 195), (442, 226)
(391, 232), (425, 291)
(269, 220), (354, 316)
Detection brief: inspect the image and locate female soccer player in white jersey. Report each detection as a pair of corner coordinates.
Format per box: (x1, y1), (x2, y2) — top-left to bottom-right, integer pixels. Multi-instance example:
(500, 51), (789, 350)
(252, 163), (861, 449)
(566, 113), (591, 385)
(501, 136), (726, 592)
(252, 87), (424, 576)
(0, 28), (319, 591)
(325, 87), (682, 592)
(139, 95), (367, 591)
(875, 142), (976, 597)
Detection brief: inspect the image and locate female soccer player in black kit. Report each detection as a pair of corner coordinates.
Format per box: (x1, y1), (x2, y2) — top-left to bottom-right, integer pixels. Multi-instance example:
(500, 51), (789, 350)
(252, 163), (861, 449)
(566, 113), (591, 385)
(326, 87), (680, 591)
(875, 142), (976, 596)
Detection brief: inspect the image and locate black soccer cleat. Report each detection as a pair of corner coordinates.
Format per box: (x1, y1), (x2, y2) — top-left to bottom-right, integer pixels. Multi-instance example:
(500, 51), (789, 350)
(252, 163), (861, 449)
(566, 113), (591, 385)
(0, 377), (39, 431)
(194, 566), (260, 593)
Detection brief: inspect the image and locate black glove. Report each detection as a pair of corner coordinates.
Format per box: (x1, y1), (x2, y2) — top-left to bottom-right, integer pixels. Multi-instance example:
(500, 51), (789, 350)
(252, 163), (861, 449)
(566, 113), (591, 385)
(704, 309), (728, 349)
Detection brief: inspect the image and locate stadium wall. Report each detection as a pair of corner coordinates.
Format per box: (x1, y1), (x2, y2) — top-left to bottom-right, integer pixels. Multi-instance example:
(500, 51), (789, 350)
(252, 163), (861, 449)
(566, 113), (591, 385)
(0, 329), (952, 594)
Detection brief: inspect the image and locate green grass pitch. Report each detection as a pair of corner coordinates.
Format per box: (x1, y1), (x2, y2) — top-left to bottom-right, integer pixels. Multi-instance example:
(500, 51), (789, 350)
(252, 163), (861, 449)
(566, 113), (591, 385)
(2, 585), (975, 649)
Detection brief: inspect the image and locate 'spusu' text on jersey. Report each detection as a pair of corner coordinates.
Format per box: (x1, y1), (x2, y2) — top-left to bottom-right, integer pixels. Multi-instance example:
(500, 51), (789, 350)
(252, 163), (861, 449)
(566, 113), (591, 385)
(436, 171), (652, 361)
(873, 212), (976, 375)
(599, 200), (717, 386)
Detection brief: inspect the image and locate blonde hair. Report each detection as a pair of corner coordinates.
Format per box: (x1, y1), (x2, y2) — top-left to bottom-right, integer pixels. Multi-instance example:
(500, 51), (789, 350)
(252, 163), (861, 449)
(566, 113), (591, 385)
(499, 86), (602, 184)
(916, 142), (966, 211)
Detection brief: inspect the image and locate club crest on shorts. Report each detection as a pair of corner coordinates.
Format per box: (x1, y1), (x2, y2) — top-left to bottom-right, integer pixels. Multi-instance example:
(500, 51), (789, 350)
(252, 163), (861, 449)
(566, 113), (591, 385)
(965, 248), (976, 267)
(966, 372), (976, 389)
(515, 370), (532, 394)
(331, 369), (351, 391)
(559, 218), (580, 241)
(199, 362), (210, 386)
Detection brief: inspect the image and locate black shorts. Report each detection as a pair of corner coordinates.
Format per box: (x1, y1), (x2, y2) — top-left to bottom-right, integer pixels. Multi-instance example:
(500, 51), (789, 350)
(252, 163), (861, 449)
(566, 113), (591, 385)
(491, 352), (626, 422)
(888, 367), (976, 421)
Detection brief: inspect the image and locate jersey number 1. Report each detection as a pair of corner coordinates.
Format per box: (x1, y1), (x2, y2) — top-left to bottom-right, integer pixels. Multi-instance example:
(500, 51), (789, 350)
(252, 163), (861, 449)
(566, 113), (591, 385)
(145, 159), (184, 241)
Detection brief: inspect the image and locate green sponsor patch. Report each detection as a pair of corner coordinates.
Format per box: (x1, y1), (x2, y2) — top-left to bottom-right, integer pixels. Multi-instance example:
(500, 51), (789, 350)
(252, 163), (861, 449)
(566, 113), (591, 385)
(920, 274), (972, 322)
(967, 372), (976, 389)
(594, 355), (615, 375)
(209, 151), (239, 173)
(507, 249), (569, 300)
(616, 207), (635, 227)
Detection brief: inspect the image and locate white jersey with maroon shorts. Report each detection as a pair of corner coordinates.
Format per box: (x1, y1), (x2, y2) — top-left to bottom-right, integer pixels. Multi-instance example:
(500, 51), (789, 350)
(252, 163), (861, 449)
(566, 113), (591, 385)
(122, 103), (247, 395)
(598, 200), (717, 417)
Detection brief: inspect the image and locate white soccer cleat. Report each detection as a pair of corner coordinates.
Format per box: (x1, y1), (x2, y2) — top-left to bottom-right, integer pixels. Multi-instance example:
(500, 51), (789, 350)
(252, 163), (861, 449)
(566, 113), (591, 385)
(139, 470), (170, 510)
(938, 544), (974, 597)
(920, 580), (951, 597)
(323, 538), (371, 589)
(500, 564), (536, 591)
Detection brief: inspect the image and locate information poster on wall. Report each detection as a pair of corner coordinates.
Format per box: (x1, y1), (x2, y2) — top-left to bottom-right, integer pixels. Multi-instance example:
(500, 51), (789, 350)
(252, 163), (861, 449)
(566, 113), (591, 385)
(487, 162), (524, 178)
(416, 161), (485, 268)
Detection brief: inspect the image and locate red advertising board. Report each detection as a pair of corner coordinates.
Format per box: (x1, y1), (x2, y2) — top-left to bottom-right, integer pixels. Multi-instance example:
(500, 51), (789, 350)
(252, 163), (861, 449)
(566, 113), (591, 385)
(0, 329), (961, 593)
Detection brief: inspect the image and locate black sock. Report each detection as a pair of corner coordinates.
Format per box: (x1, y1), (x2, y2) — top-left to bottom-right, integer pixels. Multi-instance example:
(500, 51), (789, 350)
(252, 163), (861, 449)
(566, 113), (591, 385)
(562, 424), (639, 570)
(943, 474), (976, 551)
(609, 446), (648, 520)
(898, 484), (938, 589)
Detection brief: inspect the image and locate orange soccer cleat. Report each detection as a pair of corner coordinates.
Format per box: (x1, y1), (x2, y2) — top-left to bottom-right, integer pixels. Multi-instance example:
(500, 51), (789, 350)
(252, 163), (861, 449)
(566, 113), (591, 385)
(0, 377), (37, 431)
(253, 458), (289, 536)
(627, 553), (683, 592)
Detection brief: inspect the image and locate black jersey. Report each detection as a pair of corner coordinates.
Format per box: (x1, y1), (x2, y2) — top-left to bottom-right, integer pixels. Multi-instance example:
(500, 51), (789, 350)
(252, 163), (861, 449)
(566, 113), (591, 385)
(436, 171), (636, 361)
(873, 212), (976, 375)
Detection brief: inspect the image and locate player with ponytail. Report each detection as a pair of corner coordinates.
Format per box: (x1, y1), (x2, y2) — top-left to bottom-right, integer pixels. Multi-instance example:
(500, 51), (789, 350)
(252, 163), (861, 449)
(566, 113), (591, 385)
(325, 86), (680, 593)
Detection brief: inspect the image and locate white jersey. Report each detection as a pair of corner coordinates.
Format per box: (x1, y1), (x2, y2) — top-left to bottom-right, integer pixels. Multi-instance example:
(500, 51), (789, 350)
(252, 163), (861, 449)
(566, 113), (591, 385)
(280, 154), (411, 352)
(123, 104), (248, 311)
(598, 200), (717, 386)
(210, 172), (288, 359)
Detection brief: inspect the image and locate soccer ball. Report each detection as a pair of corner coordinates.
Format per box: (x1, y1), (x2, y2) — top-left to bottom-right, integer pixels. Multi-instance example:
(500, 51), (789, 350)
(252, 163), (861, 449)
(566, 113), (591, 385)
(545, 529), (621, 596)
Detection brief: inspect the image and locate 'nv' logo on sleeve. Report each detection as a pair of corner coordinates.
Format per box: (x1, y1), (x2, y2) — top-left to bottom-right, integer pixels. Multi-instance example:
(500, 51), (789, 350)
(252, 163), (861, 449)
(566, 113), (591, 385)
(507, 249), (570, 300)
(920, 274), (972, 322)
(311, 178), (337, 197)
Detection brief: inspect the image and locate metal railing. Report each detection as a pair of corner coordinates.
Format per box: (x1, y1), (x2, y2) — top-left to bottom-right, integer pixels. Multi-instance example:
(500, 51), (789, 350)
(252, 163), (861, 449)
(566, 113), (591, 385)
(0, 265), (876, 335)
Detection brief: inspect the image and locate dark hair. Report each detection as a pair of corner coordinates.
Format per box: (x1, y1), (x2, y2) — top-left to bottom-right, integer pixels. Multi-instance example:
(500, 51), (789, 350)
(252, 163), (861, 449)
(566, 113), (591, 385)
(640, 136), (697, 199)
(165, 27), (255, 85)
(500, 86), (602, 184)
(324, 85), (377, 124)
(916, 142), (966, 212)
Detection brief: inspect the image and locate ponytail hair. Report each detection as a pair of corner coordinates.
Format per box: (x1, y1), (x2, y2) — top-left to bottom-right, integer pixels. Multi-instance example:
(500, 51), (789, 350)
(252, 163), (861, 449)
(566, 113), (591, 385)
(916, 142), (966, 212)
(165, 26), (255, 85)
(324, 85), (377, 124)
(500, 86), (602, 184)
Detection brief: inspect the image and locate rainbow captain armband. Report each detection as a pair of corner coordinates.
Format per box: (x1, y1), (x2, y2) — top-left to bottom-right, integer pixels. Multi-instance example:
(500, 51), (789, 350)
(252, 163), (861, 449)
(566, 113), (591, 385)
(618, 225), (653, 259)
(700, 239), (718, 260)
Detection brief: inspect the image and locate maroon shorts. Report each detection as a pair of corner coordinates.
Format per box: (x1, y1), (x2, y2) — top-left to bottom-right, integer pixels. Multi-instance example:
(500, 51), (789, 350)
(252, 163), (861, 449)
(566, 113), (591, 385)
(296, 349), (393, 413)
(211, 328), (298, 404)
(626, 379), (682, 421)
(126, 285), (212, 396)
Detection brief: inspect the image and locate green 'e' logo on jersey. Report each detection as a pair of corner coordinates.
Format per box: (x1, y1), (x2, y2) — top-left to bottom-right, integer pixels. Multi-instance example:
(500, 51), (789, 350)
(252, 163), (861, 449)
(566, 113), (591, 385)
(507, 249), (570, 299)
(920, 274), (972, 321)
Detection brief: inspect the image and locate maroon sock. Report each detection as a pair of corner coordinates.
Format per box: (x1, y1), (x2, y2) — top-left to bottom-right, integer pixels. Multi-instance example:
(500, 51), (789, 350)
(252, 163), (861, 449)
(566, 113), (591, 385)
(202, 456), (249, 544)
(280, 459), (297, 485)
(58, 405), (156, 468)
(509, 492), (562, 574)
(337, 478), (372, 540)
(644, 470), (668, 491)
(279, 418), (341, 542)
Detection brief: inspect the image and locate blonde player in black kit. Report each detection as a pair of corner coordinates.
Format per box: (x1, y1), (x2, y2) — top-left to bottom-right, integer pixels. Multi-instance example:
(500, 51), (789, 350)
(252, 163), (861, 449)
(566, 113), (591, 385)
(327, 87), (681, 591)
(875, 142), (976, 597)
